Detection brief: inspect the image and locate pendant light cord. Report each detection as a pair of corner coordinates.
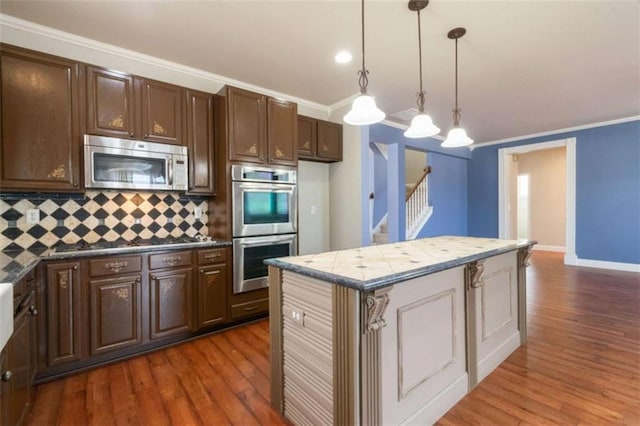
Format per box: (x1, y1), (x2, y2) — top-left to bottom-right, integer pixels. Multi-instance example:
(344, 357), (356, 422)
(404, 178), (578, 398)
(415, 8), (426, 112)
(453, 36), (460, 125)
(357, 0), (369, 94)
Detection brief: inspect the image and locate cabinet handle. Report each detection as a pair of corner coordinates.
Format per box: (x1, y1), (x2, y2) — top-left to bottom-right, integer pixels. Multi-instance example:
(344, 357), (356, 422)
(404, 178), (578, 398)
(162, 256), (181, 264)
(73, 265), (78, 270)
(244, 305), (258, 312)
(105, 261), (128, 273)
(1, 371), (12, 382)
(29, 305), (38, 316)
(204, 253), (221, 259)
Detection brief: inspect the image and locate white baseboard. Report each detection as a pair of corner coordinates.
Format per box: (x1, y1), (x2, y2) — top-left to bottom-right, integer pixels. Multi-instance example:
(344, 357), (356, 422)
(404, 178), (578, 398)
(400, 373), (468, 426)
(569, 258), (640, 273)
(532, 245), (566, 253)
(477, 332), (520, 383)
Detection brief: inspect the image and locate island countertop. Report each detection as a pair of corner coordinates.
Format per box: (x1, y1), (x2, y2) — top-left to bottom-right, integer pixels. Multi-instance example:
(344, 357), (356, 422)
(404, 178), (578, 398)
(264, 235), (535, 291)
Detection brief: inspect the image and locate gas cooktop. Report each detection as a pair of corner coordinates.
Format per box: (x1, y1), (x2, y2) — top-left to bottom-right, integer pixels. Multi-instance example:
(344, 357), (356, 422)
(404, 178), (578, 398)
(53, 236), (207, 253)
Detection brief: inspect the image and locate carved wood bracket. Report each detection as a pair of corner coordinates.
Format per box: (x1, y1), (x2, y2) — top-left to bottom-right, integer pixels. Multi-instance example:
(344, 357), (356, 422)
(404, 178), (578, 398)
(364, 287), (391, 333)
(466, 261), (485, 290)
(519, 246), (533, 268)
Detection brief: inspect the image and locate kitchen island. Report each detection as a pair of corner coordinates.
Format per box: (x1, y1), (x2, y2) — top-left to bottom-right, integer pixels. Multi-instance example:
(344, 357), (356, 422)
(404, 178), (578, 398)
(266, 236), (535, 426)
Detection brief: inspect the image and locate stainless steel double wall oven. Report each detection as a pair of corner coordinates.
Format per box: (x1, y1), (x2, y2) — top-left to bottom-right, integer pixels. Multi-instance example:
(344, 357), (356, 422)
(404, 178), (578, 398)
(231, 165), (297, 294)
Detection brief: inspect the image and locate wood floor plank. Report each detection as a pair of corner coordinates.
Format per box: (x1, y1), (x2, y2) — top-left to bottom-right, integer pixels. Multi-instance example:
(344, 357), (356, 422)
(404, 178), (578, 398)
(27, 251), (640, 425)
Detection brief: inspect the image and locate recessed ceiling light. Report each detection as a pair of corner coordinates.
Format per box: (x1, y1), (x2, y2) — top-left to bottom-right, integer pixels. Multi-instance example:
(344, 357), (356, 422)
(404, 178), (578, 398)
(334, 51), (352, 64)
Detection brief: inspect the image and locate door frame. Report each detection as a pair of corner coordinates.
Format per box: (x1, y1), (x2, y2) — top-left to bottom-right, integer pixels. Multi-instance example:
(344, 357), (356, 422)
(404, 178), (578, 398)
(498, 137), (576, 264)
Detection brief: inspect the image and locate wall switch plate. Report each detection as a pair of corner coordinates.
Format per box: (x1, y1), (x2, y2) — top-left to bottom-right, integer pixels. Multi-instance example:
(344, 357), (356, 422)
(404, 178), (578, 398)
(194, 206), (202, 220)
(291, 308), (305, 326)
(26, 209), (40, 224)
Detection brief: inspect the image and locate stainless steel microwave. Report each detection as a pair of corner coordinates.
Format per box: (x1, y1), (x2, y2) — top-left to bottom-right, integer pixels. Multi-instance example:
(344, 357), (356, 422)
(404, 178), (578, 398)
(83, 135), (188, 191)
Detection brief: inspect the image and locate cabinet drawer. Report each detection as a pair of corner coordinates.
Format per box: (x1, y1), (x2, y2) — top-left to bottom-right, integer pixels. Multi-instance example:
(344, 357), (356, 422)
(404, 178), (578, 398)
(231, 298), (269, 320)
(89, 256), (142, 277)
(197, 248), (227, 265)
(149, 250), (192, 270)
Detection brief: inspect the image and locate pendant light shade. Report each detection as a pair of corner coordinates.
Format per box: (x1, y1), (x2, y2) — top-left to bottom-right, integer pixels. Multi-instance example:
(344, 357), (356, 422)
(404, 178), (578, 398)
(343, 0), (385, 126)
(344, 94), (386, 125)
(404, 113), (440, 138)
(404, 0), (440, 139)
(442, 27), (473, 148)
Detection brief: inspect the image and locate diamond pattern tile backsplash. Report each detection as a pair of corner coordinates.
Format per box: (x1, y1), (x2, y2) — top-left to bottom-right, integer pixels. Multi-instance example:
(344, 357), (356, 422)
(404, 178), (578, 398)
(0, 191), (209, 251)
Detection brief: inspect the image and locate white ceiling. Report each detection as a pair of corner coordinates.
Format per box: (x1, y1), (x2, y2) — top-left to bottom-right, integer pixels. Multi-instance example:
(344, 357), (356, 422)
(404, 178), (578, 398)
(1, 0), (638, 143)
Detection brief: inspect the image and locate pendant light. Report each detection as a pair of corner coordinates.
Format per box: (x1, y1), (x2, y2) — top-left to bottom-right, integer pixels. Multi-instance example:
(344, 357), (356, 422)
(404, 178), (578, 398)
(442, 27), (474, 147)
(343, 0), (385, 126)
(404, 0), (440, 139)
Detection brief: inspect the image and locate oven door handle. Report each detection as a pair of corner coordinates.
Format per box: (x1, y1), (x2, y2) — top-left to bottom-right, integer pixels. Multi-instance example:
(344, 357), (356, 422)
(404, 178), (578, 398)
(237, 183), (294, 192)
(238, 236), (295, 246)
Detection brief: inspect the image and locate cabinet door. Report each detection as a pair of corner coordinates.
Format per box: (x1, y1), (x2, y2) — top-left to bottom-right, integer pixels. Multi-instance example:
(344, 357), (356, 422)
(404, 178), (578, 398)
(267, 97), (298, 166)
(3, 297), (34, 426)
(140, 78), (184, 145)
(86, 66), (136, 139)
(46, 262), (82, 366)
(297, 116), (317, 159)
(227, 87), (266, 163)
(186, 90), (215, 195)
(0, 46), (81, 191)
(149, 268), (193, 340)
(197, 264), (227, 328)
(317, 120), (343, 161)
(89, 275), (142, 356)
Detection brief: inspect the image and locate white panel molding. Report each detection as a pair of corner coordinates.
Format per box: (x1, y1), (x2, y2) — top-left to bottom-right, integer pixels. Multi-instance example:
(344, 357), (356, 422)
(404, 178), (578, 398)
(532, 245), (566, 253)
(400, 374), (468, 426)
(477, 332), (520, 382)
(397, 289), (456, 400)
(498, 137), (576, 264)
(480, 267), (514, 342)
(472, 115), (640, 149)
(0, 13), (329, 115)
(566, 258), (640, 273)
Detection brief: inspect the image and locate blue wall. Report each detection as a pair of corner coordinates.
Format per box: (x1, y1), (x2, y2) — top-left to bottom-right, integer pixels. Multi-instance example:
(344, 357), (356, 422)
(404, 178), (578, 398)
(368, 124), (470, 241)
(468, 120), (640, 264)
(419, 152), (468, 238)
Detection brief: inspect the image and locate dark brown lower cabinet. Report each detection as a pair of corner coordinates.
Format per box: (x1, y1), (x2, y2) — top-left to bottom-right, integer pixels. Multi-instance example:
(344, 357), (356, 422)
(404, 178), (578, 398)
(1, 287), (37, 426)
(45, 262), (82, 367)
(198, 264), (227, 328)
(149, 268), (194, 340)
(89, 275), (142, 356)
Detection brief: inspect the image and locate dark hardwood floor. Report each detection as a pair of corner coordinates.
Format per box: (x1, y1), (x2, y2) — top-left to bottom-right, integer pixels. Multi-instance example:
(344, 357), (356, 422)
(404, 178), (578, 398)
(28, 251), (640, 425)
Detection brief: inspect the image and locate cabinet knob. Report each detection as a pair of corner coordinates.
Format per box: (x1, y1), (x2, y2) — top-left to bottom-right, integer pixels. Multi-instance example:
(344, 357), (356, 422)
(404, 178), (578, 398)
(1, 371), (12, 382)
(73, 182), (78, 187)
(73, 265), (78, 270)
(29, 305), (38, 316)
(129, 131), (134, 137)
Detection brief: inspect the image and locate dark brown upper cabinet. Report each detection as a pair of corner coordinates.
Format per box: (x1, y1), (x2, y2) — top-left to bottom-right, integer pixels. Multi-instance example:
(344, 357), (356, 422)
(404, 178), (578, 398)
(297, 115), (317, 158)
(140, 78), (185, 145)
(220, 86), (297, 167)
(186, 89), (215, 195)
(225, 86), (267, 163)
(267, 97), (298, 166)
(0, 44), (81, 191)
(86, 66), (185, 146)
(86, 66), (136, 139)
(296, 116), (343, 162)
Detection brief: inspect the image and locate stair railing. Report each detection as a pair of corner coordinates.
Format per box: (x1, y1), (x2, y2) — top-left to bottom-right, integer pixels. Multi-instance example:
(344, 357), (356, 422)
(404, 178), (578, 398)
(405, 166), (432, 239)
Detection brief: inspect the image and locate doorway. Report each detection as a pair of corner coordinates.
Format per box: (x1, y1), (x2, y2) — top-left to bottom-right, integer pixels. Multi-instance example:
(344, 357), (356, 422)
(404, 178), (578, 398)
(498, 138), (577, 264)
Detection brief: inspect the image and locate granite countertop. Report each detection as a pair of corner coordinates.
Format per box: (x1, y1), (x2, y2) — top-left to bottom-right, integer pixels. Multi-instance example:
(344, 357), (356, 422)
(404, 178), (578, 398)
(265, 236), (536, 291)
(0, 240), (232, 285)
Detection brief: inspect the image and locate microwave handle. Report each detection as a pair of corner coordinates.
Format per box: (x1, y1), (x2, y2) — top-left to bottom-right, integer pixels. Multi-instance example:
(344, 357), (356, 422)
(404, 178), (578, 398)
(168, 158), (173, 186)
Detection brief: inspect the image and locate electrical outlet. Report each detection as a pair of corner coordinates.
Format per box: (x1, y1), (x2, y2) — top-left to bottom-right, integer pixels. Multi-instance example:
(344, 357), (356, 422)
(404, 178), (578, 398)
(291, 308), (304, 326)
(26, 209), (40, 224)
(194, 206), (202, 220)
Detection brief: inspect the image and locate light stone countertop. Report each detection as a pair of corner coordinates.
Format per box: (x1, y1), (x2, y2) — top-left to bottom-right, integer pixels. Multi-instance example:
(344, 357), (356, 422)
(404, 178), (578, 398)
(265, 236), (535, 291)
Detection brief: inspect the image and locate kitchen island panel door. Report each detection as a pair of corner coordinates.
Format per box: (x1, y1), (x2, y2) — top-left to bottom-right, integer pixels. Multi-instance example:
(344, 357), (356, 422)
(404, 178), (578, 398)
(380, 266), (467, 426)
(471, 252), (520, 383)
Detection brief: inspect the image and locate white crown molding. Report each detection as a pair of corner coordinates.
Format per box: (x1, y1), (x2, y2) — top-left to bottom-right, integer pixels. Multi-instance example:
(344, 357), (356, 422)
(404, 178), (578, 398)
(0, 13), (330, 114)
(471, 115), (640, 150)
(328, 93), (360, 113)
